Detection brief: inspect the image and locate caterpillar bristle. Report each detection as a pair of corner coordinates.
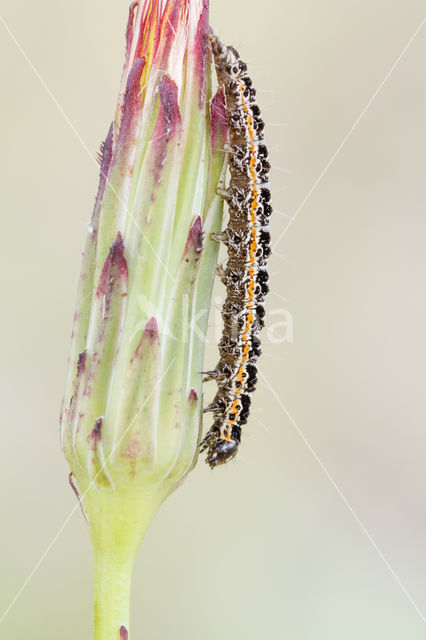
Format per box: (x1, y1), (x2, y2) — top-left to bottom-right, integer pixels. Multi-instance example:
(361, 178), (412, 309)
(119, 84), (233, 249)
(211, 231), (226, 242)
(216, 187), (232, 201)
(202, 370), (219, 382)
(203, 403), (221, 413)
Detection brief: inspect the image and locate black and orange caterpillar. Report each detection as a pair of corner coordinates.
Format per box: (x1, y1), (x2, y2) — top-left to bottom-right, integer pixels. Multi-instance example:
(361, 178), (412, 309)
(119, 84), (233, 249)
(201, 35), (272, 468)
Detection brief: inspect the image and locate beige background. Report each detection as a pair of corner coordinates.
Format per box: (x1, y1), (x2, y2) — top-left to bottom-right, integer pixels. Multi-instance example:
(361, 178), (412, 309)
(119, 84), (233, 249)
(1, 0), (426, 638)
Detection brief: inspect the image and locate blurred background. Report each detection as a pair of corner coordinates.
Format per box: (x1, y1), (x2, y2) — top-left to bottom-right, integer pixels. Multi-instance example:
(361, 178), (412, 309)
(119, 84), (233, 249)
(1, 0), (426, 637)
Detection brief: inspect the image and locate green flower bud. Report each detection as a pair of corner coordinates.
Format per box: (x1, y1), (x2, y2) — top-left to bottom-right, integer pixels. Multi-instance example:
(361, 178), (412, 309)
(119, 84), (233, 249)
(60, 0), (227, 636)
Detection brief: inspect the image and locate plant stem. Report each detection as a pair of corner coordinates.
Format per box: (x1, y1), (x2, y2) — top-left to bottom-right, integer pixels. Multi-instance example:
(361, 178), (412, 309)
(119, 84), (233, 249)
(94, 546), (134, 640)
(81, 483), (164, 640)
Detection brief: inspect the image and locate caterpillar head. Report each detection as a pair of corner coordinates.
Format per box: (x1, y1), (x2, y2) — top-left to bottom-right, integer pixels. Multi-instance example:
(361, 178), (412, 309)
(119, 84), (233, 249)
(206, 438), (239, 468)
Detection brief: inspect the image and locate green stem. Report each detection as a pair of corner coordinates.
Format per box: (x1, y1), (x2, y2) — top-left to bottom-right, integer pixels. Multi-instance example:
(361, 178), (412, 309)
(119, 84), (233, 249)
(94, 547), (134, 640)
(79, 482), (165, 640)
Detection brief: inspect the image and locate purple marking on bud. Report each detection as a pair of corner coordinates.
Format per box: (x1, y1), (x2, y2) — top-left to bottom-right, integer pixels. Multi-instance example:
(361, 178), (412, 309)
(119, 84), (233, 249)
(117, 57), (146, 149)
(67, 350), (88, 422)
(99, 123), (114, 181)
(144, 316), (159, 340)
(183, 216), (203, 258)
(193, 0), (209, 108)
(96, 232), (128, 301)
(210, 87), (228, 151)
(89, 417), (103, 450)
(151, 75), (182, 183)
(158, 76), (180, 136)
(77, 350), (87, 377)
(90, 122), (115, 230)
(124, 438), (141, 460)
(120, 626), (129, 640)
(131, 317), (159, 363)
(188, 388), (198, 404)
(68, 473), (89, 525)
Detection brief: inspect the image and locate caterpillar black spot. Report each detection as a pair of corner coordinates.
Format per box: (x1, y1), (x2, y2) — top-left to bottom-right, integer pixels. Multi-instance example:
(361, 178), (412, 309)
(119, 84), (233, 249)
(200, 35), (272, 468)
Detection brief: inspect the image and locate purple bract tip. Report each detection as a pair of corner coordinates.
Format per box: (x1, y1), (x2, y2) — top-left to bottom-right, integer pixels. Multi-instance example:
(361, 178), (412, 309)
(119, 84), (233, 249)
(89, 417), (103, 450)
(120, 626), (129, 640)
(90, 121), (115, 228)
(188, 389), (198, 404)
(96, 232), (128, 299)
(144, 316), (159, 339)
(99, 122), (114, 180)
(131, 316), (160, 363)
(183, 216), (203, 257)
(152, 75), (182, 183)
(158, 76), (180, 131)
(117, 57), (146, 150)
(193, 0), (209, 107)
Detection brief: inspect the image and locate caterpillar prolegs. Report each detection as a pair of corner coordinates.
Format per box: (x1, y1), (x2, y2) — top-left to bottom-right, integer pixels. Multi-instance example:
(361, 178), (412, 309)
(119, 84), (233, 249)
(200, 35), (272, 468)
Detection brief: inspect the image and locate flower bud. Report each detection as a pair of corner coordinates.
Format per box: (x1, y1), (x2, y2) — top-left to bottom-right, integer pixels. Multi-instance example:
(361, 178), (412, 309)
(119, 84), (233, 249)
(60, 1), (227, 636)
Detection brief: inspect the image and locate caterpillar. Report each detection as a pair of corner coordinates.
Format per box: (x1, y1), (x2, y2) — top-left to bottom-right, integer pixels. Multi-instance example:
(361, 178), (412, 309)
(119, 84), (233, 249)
(200, 35), (272, 468)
